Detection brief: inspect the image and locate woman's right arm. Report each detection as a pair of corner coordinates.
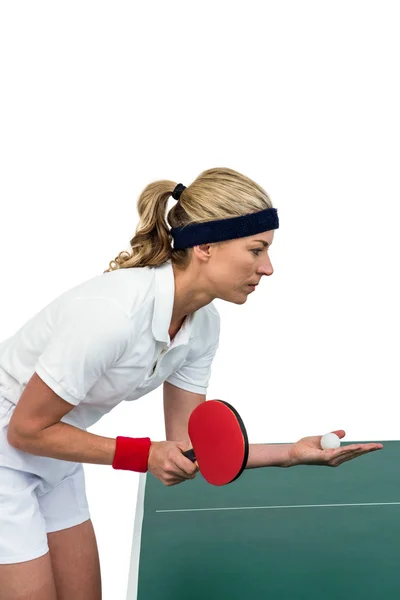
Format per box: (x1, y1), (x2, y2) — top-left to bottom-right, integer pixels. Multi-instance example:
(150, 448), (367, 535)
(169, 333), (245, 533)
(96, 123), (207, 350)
(7, 372), (197, 485)
(7, 372), (117, 464)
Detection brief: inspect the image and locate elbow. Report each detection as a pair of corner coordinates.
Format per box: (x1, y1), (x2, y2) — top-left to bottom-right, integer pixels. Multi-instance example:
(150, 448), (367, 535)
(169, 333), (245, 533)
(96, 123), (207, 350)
(7, 426), (23, 450)
(7, 425), (34, 452)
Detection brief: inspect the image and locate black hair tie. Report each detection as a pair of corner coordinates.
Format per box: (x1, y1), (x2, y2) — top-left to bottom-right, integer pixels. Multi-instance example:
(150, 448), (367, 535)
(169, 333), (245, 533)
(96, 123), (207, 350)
(172, 183), (186, 200)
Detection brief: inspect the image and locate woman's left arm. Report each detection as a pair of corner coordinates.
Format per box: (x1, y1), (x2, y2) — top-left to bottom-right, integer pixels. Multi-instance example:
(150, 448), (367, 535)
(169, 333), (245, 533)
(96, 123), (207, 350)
(162, 386), (293, 467)
(163, 385), (382, 469)
(163, 381), (205, 444)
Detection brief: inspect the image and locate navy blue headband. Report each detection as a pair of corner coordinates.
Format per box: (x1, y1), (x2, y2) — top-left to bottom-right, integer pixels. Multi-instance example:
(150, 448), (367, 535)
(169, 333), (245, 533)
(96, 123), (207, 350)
(170, 207), (279, 250)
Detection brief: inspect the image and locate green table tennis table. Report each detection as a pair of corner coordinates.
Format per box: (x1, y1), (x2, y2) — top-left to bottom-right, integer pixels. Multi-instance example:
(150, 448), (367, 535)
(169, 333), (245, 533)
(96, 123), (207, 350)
(127, 441), (400, 599)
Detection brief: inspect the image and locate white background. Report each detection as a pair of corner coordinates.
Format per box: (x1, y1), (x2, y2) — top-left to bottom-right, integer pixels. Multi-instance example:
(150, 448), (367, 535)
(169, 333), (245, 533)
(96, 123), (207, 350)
(1, 1), (399, 598)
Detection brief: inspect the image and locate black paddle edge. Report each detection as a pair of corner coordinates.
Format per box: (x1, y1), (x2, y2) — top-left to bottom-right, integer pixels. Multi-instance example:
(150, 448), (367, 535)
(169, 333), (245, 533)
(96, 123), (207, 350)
(218, 400), (249, 483)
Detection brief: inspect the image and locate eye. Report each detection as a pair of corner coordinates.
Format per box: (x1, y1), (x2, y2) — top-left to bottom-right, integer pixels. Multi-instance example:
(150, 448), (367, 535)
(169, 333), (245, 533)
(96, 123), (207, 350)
(251, 248), (263, 256)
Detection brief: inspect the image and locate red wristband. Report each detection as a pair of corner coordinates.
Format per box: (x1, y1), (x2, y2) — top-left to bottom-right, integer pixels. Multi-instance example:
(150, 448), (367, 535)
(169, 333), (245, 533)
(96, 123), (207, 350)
(112, 437), (151, 473)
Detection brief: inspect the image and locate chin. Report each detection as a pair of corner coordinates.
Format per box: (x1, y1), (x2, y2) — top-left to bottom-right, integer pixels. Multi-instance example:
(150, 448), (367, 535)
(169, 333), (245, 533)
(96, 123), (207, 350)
(219, 291), (248, 305)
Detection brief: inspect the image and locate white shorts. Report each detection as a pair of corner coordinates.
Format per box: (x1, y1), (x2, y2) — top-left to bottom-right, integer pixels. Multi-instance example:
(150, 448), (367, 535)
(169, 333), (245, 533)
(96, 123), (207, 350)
(0, 396), (91, 564)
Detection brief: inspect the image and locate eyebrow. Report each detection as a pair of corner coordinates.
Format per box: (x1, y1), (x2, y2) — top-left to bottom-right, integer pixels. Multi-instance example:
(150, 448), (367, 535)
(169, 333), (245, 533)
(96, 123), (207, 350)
(253, 240), (270, 247)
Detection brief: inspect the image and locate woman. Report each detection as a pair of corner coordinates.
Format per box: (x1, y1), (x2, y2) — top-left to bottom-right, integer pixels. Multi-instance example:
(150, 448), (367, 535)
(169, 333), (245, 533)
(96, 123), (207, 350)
(0, 167), (382, 599)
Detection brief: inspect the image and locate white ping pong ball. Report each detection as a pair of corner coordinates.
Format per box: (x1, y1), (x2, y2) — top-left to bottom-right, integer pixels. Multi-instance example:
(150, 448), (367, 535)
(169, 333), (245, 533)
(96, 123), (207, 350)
(320, 433), (341, 450)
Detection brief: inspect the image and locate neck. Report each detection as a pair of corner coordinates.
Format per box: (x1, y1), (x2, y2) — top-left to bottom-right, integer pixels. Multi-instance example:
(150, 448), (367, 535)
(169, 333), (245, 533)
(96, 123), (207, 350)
(171, 262), (214, 324)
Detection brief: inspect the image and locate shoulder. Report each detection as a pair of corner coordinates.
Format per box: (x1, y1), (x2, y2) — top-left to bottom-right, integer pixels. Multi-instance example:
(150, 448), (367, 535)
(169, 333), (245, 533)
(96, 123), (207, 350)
(196, 301), (220, 324)
(191, 301), (221, 346)
(202, 302), (221, 335)
(204, 301), (220, 319)
(58, 267), (156, 320)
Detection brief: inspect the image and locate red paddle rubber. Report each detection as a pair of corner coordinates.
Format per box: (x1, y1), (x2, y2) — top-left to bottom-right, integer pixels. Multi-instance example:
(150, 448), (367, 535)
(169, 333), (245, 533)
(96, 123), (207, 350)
(183, 400), (249, 486)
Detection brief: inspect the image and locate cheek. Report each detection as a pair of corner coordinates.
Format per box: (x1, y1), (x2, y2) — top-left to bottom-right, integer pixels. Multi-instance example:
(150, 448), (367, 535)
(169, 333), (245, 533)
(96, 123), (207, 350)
(211, 249), (254, 286)
(224, 261), (254, 286)
(211, 265), (236, 289)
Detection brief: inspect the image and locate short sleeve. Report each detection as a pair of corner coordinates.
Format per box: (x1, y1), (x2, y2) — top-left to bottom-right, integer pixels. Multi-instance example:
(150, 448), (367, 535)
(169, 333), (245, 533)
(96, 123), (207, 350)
(35, 298), (131, 405)
(166, 320), (220, 395)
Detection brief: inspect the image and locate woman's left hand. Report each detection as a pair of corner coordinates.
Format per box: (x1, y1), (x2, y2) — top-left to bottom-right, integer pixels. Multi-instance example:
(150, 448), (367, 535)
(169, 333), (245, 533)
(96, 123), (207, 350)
(288, 429), (383, 467)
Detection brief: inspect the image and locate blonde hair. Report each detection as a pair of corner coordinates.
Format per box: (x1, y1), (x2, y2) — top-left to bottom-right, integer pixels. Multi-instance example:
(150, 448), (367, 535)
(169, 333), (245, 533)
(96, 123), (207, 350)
(104, 167), (273, 272)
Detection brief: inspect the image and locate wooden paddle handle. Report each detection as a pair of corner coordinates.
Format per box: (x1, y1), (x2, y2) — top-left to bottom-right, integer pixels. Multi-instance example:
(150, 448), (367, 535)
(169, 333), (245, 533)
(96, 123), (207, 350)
(182, 449), (196, 462)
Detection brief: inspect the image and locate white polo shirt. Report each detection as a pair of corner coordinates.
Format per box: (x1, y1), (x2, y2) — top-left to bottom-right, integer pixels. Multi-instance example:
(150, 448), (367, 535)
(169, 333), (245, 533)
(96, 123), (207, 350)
(0, 262), (220, 429)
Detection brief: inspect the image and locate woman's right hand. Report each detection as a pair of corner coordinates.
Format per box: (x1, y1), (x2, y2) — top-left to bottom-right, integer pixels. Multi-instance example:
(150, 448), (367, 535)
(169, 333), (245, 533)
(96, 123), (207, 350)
(148, 441), (198, 486)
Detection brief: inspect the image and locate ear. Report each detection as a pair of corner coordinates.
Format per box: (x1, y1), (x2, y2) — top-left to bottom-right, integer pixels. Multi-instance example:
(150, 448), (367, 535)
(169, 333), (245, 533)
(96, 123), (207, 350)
(192, 243), (214, 262)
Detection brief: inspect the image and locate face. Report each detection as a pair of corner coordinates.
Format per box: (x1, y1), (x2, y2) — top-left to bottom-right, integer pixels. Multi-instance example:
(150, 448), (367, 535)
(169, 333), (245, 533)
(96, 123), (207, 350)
(198, 229), (275, 304)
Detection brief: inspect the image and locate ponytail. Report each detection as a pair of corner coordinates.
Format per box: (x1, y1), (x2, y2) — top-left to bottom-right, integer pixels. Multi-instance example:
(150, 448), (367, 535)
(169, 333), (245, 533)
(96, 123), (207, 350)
(105, 180), (176, 272)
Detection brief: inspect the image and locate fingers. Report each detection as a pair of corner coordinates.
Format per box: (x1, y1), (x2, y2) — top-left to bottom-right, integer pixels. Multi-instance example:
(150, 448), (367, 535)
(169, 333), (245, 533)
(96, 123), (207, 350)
(335, 442), (383, 456)
(173, 451), (199, 477)
(161, 459), (198, 486)
(330, 429), (346, 439)
(327, 443), (382, 467)
(148, 441), (199, 487)
(152, 463), (195, 487)
(157, 453), (197, 484)
(163, 474), (190, 486)
(174, 442), (199, 476)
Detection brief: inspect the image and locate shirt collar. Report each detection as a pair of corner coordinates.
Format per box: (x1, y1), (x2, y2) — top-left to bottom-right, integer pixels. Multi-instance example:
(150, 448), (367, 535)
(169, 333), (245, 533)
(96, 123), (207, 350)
(152, 261), (194, 346)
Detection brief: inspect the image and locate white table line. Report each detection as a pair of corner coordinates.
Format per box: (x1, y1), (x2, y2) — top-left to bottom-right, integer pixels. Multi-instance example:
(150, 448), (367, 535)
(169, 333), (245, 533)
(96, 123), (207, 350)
(156, 501), (400, 513)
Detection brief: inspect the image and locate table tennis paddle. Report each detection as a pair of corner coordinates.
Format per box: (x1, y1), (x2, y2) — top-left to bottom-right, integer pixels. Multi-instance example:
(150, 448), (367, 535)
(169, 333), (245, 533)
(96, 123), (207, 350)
(182, 400), (249, 486)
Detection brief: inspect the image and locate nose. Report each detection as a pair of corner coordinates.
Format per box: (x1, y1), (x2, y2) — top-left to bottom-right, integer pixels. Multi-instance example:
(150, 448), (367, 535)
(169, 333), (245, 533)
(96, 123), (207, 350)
(257, 255), (274, 277)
